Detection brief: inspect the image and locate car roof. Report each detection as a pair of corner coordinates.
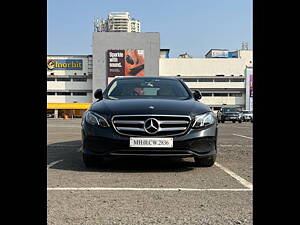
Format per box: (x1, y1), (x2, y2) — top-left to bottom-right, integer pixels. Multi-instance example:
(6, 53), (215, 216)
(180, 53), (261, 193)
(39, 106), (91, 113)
(114, 76), (180, 81)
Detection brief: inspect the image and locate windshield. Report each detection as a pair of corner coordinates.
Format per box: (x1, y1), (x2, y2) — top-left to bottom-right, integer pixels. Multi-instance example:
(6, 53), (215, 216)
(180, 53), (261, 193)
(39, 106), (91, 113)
(223, 108), (239, 113)
(106, 78), (191, 100)
(243, 111), (252, 114)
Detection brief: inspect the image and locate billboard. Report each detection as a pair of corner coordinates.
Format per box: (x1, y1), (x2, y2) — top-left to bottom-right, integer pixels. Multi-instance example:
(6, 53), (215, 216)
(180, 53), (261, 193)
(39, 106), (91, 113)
(47, 59), (83, 70)
(245, 67), (253, 111)
(228, 51), (239, 58)
(107, 49), (144, 77)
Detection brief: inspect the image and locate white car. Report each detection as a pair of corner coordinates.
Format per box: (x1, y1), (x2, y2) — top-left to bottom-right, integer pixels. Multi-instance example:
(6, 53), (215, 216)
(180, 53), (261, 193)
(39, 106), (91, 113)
(241, 110), (253, 122)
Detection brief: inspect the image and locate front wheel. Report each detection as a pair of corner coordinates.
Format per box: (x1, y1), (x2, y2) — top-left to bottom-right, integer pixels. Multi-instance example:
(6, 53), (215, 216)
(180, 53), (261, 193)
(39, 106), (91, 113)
(238, 120), (242, 123)
(194, 155), (216, 167)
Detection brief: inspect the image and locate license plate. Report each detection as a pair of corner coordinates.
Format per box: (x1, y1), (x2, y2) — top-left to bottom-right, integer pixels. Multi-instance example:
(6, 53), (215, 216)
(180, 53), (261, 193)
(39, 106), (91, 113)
(130, 137), (173, 148)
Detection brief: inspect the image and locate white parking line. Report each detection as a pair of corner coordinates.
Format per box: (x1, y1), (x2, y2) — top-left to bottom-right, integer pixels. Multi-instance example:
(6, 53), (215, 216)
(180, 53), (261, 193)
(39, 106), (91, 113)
(47, 187), (252, 191)
(214, 162), (253, 189)
(232, 134), (253, 140)
(218, 144), (253, 147)
(47, 160), (64, 169)
(47, 125), (80, 128)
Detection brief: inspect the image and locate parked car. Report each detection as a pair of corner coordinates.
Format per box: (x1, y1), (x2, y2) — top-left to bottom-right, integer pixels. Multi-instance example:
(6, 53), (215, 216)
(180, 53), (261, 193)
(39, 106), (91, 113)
(241, 110), (253, 122)
(217, 107), (243, 123)
(81, 77), (218, 167)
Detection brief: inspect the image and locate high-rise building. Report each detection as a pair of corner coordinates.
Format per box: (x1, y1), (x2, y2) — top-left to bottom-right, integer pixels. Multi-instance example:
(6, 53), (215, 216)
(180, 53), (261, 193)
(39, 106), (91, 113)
(94, 12), (141, 32)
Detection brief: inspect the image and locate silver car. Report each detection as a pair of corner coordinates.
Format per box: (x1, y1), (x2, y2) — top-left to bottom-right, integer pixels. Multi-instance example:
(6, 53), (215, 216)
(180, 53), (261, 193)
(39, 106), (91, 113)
(241, 110), (253, 122)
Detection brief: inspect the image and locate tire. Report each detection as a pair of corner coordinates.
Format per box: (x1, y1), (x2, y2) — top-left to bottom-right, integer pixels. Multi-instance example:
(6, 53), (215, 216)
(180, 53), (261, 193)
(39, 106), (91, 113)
(82, 153), (103, 168)
(194, 155), (216, 167)
(232, 121), (236, 123)
(221, 120), (225, 123)
(238, 120), (242, 123)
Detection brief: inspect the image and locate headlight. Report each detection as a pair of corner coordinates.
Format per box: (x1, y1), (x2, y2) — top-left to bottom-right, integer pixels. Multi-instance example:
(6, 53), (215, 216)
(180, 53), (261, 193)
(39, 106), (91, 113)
(85, 111), (110, 128)
(192, 112), (216, 128)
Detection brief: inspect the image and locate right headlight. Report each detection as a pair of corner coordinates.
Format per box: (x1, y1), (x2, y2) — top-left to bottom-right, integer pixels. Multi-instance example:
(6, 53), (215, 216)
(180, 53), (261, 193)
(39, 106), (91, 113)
(192, 112), (216, 128)
(84, 111), (110, 128)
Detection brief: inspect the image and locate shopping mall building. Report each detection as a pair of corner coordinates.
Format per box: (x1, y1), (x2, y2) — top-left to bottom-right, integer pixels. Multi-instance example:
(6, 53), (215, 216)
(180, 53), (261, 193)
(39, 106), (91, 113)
(47, 32), (253, 118)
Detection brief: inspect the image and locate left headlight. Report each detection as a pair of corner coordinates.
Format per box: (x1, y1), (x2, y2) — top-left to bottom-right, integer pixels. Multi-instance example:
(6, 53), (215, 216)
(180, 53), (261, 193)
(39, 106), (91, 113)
(84, 111), (110, 128)
(192, 112), (216, 128)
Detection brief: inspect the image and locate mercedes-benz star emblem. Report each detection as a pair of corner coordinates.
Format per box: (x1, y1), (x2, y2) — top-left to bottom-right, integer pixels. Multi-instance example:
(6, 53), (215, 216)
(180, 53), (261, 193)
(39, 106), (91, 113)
(144, 118), (160, 134)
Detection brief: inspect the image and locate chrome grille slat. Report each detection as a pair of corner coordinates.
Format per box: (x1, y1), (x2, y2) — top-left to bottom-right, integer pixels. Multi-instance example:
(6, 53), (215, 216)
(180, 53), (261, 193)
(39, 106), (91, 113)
(111, 114), (191, 137)
(159, 120), (189, 125)
(159, 127), (187, 132)
(116, 127), (145, 132)
(114, 120), (145, 125)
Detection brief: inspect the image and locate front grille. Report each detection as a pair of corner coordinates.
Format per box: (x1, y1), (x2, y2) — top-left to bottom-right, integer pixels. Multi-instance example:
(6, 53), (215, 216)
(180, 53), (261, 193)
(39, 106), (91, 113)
(111, 115), (191, 137)
(225, 113), (239, 117)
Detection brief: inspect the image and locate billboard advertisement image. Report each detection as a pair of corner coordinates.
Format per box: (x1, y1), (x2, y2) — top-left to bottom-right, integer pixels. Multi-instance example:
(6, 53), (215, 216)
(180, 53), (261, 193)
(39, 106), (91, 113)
(124, 49), (144, 76)
(107, 49), (144, 78)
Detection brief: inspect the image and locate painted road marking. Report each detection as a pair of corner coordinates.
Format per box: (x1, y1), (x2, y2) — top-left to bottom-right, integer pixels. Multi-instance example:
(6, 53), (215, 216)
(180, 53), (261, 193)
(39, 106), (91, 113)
(232, 134), (253, 140)
(47, 160), (64, 169)
(47, 187), (252, 191)
(215, 162), (253, 189)
(218, 144), (253, 147)
(47, 125), (80, 128)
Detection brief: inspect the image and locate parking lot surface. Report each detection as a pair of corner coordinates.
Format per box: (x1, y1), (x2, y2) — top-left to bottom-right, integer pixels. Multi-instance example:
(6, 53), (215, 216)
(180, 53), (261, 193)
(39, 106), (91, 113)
(47, 119), (253, 225)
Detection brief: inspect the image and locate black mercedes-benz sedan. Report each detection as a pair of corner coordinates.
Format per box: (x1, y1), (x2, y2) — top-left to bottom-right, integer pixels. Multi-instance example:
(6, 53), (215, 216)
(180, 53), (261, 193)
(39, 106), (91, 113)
(81, 77), (218, 167)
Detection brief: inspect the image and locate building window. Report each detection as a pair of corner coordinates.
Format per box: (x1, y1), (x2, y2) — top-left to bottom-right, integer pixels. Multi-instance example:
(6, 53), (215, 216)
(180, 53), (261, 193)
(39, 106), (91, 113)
(72, 92), (87, 96)
(72, 78), (87, 82)
(57, 78), (71, 82)
(229, 93), (243, 97)
(56, 92), (71, 96)
(182, 78), (197, 82)
(201, 93), (213, 96)
(47, 92), (55, 95)
(214, 78), (229, 82)
(47, 77), (55, 81)
(214, 93), (228, 97)
(230, 78), (245, 82)
(198, 78), (214, 82)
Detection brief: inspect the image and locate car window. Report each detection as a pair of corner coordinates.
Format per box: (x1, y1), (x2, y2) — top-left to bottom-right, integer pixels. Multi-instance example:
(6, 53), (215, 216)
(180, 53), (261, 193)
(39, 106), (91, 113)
(106, 78), (191, 100)
(223, 108), (239, 112)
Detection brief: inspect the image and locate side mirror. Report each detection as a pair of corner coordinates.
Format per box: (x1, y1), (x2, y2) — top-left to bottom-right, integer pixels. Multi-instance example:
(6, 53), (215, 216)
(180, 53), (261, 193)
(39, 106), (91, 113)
(193, 90), (202, 100)
(94, 89), (103, 100)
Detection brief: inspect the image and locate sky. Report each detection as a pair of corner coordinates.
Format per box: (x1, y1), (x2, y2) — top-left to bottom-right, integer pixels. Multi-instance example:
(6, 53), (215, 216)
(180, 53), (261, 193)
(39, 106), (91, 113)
(47, 0), (252, 58)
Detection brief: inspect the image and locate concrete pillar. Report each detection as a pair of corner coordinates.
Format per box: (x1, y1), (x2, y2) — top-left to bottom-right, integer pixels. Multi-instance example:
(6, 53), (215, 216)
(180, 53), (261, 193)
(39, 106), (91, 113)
(54, 109), (58, 118)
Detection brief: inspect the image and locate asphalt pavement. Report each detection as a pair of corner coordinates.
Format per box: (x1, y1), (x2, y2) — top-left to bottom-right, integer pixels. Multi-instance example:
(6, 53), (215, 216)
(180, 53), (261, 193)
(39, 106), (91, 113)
(47, 118), (253, 225)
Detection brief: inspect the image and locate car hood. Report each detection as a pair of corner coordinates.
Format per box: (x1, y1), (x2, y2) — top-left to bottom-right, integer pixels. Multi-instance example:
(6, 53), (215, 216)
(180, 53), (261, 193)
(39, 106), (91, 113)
(89, 98), (211, 118)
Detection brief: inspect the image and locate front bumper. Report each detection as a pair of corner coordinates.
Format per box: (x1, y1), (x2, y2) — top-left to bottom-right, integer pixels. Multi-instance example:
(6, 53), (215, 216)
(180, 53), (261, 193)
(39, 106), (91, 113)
(82, 123), (217, 158)
(243, 115), (253, 120)
(222, 115), (240, 121)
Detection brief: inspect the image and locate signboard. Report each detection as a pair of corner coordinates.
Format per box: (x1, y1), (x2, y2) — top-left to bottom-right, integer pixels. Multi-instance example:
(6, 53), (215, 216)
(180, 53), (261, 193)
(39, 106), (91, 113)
(245, 67), (253, 111)
(228, 51), (239, 58)
(210, 50), (228, 58)
(47, 59), (83, 70)
(107, 49), (144, 77)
